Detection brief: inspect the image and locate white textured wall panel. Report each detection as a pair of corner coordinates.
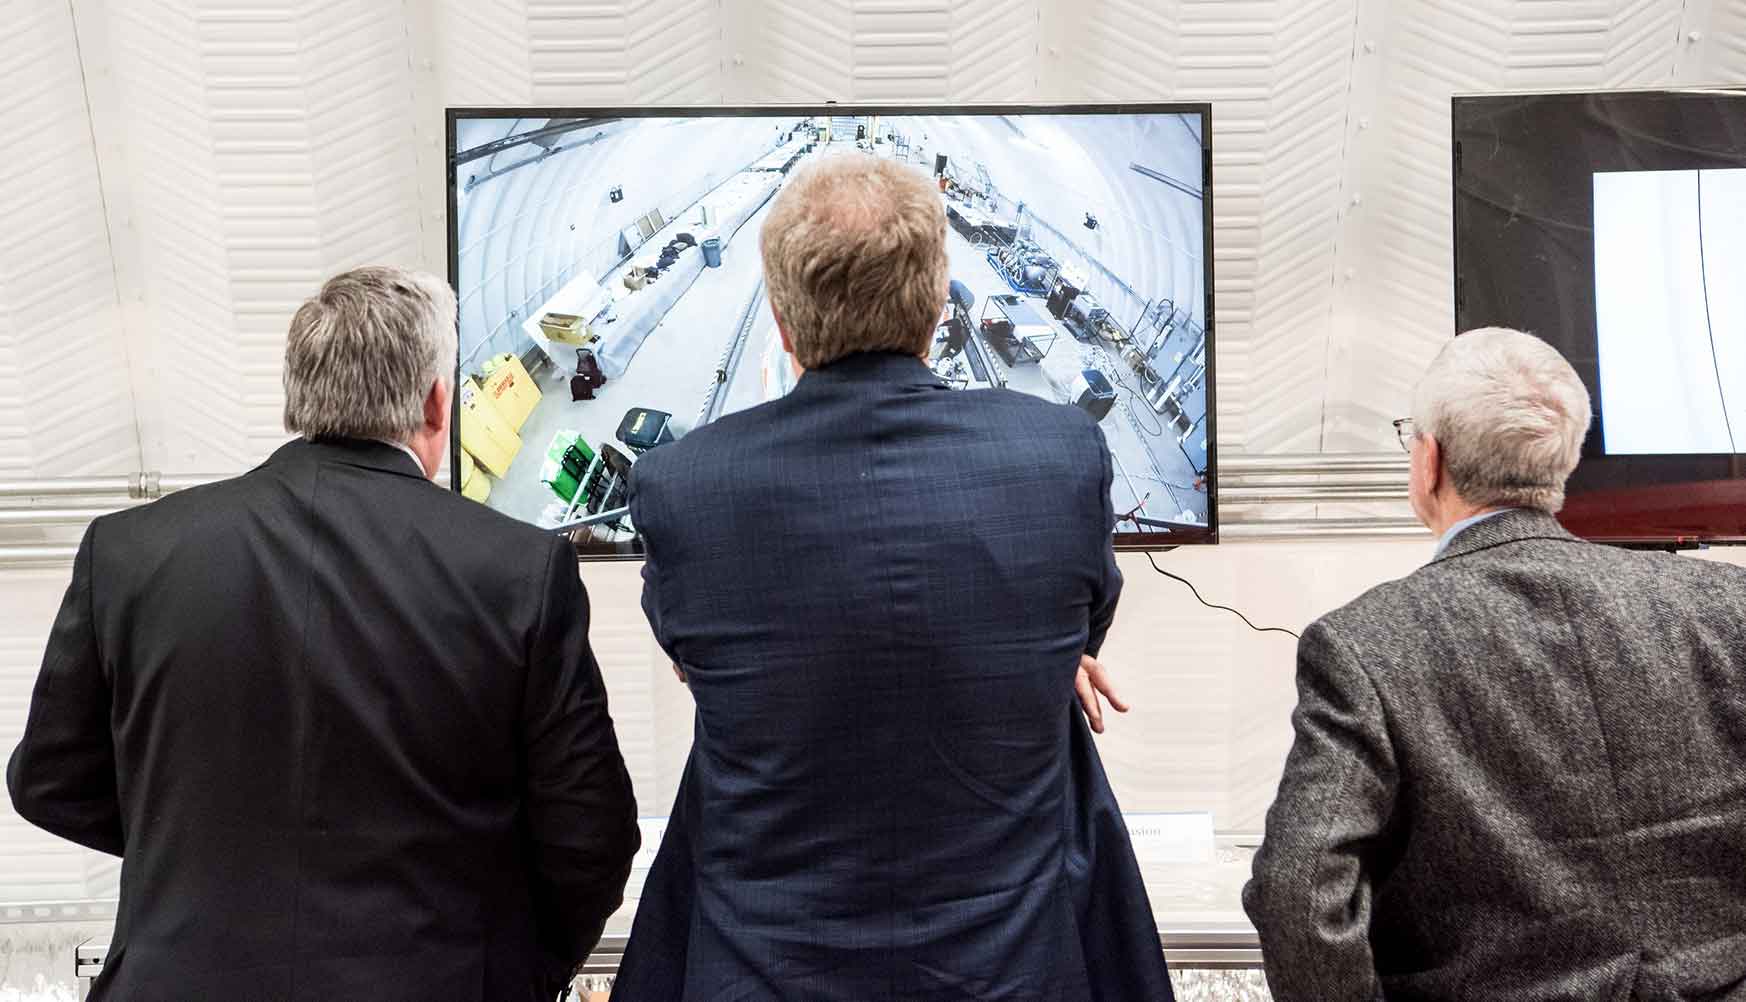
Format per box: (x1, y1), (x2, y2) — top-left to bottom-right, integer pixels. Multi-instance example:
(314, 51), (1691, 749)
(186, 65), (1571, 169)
(948, 0), (1039, 102)
(725, 0), (855, 102)
(1323, 0), (1696, 450)
(438, 0), (535, 106)
(100, 0), (426, 472)
(0, 2), (140, 478)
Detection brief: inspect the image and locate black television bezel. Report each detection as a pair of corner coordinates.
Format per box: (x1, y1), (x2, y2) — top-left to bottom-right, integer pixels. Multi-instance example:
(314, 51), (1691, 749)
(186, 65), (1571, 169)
(1451, 88), (1746, 546)
(445, 102), (1218, 558)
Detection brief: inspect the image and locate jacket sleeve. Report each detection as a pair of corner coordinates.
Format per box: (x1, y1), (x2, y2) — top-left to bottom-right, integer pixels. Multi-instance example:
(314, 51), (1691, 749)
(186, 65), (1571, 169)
(521, 535), (641, 975)
(1242, 618), (1396, 1002)
(1085, 428), (1122, 657)
(6, 522), (125, 856)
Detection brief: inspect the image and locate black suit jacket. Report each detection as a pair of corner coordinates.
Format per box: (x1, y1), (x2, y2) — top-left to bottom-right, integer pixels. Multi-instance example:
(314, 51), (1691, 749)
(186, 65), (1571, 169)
(614, 352), (1171, 1001)
(1244, 509), (1746, 1001)
(8, 438), (640, 1002)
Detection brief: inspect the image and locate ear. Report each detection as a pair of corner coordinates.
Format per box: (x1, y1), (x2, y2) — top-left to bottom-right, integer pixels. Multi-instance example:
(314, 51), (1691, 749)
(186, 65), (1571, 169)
(1419, 432), (1442, 496)
(773, 305), (796, 358)
(424, 378), (451, 435)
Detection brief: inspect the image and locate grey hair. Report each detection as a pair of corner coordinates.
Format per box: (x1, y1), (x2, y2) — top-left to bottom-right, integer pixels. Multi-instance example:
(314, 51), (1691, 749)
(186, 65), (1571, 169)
(283, 267), (457, 443)
(760, 153), (949, 368)
(1412, 327), (1593, 512)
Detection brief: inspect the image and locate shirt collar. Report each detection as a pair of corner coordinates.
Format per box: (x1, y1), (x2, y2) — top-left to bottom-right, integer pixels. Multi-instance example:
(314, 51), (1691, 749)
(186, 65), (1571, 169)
(1433, 508), (1516, 558)
(374, 438), (427, 475)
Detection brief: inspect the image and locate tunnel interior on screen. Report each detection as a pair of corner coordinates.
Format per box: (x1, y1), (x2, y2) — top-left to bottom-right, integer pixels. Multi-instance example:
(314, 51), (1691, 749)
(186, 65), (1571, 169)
(451, 113), (1211, 545)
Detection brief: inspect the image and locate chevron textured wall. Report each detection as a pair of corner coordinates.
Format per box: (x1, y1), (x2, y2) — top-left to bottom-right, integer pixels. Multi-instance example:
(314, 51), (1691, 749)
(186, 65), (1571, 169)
(5, 0), (1746, 916)
(7, 0), (1741, 477)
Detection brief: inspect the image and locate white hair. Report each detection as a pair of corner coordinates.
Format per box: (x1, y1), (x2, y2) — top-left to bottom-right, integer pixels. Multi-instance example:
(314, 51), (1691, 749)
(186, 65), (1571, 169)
(283, 267), (457, 443)
(1411, 327), (1593, 512)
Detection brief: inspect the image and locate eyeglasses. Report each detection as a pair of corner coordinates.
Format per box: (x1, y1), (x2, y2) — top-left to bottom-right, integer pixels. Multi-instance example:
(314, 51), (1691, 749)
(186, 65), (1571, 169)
(1392, 418), (1416, 453)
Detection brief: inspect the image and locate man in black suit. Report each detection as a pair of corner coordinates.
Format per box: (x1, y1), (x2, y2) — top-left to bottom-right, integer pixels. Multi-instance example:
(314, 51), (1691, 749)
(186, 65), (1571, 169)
(8, 267), (640, 1001)
(1244, 327), (1746, 1000)
(613, 155), (1171, 1001)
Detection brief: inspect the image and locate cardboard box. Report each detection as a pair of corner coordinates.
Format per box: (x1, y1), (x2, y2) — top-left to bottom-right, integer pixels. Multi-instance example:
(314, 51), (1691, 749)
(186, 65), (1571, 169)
(482, 353), (541, 432)
(539, 311), (592, 346)
(458, 378), (521, 478)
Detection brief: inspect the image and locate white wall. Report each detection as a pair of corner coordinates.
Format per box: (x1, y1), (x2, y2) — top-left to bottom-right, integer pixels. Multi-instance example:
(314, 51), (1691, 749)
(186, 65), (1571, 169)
(7, 0), (1746, 906)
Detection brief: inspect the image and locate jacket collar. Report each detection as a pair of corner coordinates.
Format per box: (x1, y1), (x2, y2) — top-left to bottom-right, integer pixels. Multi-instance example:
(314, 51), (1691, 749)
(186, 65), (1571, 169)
(265, 436), (429, 481)
(1431, 506), (1580, 563)
(798, 351), (945, 389)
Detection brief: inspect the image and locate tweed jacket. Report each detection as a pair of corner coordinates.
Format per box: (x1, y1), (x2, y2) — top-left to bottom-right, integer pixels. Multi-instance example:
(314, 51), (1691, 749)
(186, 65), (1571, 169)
(1244, 508), (1746, 1002)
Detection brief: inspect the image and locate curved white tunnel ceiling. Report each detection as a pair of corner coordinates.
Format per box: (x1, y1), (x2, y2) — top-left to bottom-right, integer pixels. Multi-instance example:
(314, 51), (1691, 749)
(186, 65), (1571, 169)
(454, 116), (798, 365)
(454, 112), (1207, 369)
(888, 113), (1206, 332)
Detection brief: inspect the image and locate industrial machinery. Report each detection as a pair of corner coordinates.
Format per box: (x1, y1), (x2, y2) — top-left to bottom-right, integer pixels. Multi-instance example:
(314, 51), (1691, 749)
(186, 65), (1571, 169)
(979, 294), (1059, 366)
(986, 239), (1058, 295)
(1063, 291), (1106, 339)
(1045, 276), (1080, 319)
(1069, 369), (1118, 421)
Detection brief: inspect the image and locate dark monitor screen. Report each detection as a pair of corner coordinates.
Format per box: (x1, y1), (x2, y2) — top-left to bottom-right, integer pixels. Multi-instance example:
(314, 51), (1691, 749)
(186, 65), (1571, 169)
(447, 105), (1216, 556)
(1454, 89), (1746, 543)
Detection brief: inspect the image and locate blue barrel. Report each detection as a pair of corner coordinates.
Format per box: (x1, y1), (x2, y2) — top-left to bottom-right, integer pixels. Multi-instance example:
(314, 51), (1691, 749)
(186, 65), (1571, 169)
(701, 237), (723, 267)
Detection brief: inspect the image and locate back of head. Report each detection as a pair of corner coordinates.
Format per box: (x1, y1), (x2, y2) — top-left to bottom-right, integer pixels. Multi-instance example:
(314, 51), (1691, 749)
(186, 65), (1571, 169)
(1412, 327), (1592, 512)
(283, 266), (457, 442)
(759, 154), (949, 368)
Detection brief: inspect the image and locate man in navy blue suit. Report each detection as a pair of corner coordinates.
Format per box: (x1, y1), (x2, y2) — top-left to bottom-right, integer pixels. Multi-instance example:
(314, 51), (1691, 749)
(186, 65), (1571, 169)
(615, 154), (1171, 1001)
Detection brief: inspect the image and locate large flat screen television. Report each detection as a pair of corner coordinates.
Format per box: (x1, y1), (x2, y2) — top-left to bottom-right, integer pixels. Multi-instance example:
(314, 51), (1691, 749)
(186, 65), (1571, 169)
(447, 104), (1216, 556)
(1454, 89), (1746, 544)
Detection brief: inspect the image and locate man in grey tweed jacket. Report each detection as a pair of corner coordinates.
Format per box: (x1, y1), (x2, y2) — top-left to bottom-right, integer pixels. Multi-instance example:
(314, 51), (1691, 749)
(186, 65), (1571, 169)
(1244, 327), (1746, 1001)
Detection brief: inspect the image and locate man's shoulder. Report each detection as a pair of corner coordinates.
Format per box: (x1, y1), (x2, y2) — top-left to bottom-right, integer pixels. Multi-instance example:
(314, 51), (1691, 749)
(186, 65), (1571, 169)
(96, 460), (559, 561)
(629, 402), (766, 489)
(633, 383), (1103, 489)
(1312, 534), (1746, 654)
(962, 385), (1102, 427)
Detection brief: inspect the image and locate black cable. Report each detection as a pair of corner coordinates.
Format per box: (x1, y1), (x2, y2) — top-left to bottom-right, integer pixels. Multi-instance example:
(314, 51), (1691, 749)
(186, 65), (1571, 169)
(1695, 170), (1739, 454)
(1144, 550), (1301, 639)
(1103, 359), (1166, 437)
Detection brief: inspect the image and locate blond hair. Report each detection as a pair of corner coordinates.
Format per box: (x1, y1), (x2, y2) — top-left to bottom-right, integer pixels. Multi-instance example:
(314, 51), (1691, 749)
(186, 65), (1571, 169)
(283, 267), (457, 443)
(760, 154), (949, 368)
(1412, 327), (1593, 512)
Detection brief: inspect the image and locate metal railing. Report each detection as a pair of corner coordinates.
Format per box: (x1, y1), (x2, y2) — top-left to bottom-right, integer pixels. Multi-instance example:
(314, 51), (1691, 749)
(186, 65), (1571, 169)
(74, 927), (1262, 992)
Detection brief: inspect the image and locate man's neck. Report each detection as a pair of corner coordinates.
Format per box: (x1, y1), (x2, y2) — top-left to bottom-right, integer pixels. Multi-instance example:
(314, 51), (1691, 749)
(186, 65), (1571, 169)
(375, 437), (430, 478)
(1431, 502), (1504, 538)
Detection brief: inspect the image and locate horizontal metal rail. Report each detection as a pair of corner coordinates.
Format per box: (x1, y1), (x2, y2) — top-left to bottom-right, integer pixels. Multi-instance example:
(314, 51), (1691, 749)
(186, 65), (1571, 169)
(0, 898), (118, 925)
(1220, 485), (1407, 504)
(75, 927), (1262, 983)
(1220, 452), (1408, 476)
(0, 508), (135, 526)
(0, 546), (81, 565)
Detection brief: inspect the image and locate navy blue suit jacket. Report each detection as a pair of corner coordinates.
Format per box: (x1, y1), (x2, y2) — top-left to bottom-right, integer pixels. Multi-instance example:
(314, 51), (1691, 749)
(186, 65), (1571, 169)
(616, 352), (1171, 1001)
